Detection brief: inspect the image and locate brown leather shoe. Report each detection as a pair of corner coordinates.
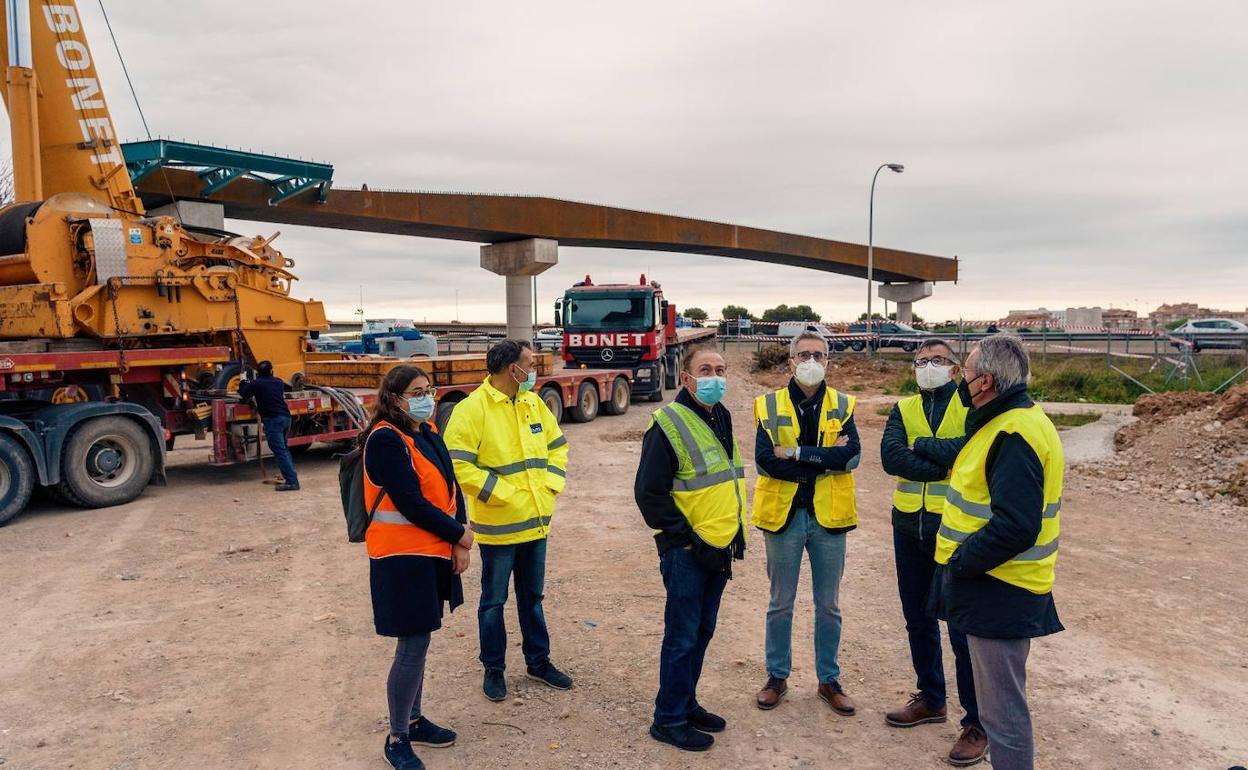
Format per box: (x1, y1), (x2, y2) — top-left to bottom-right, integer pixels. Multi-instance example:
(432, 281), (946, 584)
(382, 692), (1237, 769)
(756, 676), (787, 710)
(884, 692), (948, 727)
(948, 724), (988, 767)
(817, 681), (855, 716)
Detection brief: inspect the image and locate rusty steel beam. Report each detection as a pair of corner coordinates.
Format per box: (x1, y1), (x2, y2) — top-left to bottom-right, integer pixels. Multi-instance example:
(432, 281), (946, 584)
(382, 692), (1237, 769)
(136, 169), (957, 283)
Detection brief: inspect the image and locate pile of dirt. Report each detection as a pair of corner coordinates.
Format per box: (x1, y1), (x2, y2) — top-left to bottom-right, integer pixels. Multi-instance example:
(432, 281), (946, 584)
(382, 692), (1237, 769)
(1216, 383), (1248, 422)
(1097, 384), (1248, 509)
(1132, 390), (1217, 419)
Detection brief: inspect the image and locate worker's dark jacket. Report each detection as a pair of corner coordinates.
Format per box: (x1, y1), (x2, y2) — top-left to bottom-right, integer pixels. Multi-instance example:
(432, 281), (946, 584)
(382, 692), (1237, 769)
(238, 375), (290, 420)
(634, 388), (746, 571)
(754, 379), (861, 534)
(880, 380), (959, 541)
(927, 384), (1064, 639)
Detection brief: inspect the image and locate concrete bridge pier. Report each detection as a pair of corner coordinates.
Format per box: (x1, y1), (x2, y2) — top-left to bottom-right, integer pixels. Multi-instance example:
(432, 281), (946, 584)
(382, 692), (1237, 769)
(480, 238), (559, 343)
(878, 281), (933, 324)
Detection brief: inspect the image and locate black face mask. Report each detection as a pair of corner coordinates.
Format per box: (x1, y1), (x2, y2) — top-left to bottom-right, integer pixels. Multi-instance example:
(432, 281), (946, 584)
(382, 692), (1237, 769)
(958, 374), (985, 408)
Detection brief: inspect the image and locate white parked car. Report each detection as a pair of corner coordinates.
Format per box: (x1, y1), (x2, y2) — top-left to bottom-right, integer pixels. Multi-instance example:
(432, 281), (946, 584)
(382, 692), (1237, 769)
(534, 327), (564, 351)
(1170, 319), (1248, 351)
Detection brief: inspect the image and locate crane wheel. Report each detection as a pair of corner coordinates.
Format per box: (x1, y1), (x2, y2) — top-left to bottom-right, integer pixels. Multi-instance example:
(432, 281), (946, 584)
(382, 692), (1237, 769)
(0, 434), (35, 526)
(56, 417), (155, 509)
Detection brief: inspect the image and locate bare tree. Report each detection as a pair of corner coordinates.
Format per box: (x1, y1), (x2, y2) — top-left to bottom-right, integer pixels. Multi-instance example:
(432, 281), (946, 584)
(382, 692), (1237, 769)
(0, 160), (13, 206)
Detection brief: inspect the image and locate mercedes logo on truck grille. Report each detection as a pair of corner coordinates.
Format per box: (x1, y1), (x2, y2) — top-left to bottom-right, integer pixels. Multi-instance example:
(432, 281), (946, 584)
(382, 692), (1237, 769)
(600, 348), (615, 362)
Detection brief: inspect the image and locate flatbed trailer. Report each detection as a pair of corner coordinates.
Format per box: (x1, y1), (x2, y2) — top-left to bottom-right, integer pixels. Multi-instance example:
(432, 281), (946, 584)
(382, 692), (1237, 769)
(0, 345), (634, 524)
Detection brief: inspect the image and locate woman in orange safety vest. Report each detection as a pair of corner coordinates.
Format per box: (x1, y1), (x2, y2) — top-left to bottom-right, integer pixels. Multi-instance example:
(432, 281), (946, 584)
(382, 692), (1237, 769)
(361, 365), (474, 770)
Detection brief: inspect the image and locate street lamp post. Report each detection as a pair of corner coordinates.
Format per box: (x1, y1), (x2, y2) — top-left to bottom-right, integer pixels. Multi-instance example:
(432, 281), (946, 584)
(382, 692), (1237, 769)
(867, 162), (905, 355)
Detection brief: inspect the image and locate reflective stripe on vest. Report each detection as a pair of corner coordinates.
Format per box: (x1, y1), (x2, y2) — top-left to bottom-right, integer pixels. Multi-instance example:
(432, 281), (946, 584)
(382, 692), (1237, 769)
(364, 422), (458, 560)
(892, 393), (969, 515)
(752, 386), (858, 532)
(650, 403), (747, 549)
(934, 404), (1064, 595)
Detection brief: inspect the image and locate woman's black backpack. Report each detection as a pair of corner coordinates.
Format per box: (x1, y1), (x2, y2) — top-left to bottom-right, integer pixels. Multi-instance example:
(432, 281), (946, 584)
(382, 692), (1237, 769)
(338, 444), (385, 543)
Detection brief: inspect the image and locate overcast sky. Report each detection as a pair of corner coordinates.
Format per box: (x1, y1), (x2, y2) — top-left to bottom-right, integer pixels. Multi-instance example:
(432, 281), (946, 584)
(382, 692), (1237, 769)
(11, 1), (1248, 323)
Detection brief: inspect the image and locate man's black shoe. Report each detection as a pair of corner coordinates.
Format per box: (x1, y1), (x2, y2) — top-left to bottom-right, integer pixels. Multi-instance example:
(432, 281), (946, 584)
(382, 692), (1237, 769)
(526, 660), (573, 690)
(408, 716), (456, 747)
(483, 668), (507, 702)
(274, 483), (300, 492)
(687, 705), (726, 733)
(384, 736), (425, 770)
(649, 722), (714, 751)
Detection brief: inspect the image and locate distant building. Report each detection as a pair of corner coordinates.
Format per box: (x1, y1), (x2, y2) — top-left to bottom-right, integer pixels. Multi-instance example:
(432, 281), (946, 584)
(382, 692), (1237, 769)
(1063, 306), (1104, 328)
(1150, 303), (1248, 327)
(1103, 308), (1141, 329)
(1003, 308), (1055, 326)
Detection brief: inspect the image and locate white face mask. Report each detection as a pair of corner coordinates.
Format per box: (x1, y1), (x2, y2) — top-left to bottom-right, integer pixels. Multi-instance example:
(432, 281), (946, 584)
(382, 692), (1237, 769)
(916, 364), (955, 390)
(795, 359), (826, 388)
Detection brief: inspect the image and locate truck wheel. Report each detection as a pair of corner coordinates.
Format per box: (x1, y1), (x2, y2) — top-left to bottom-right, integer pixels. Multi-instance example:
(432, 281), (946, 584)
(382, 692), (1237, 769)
(663, 359), (679, 390)
(602, 377), (631, 416)
(850, 341), (865, 352)
(539, 386), (564, 424)
(568, 381), (600, 423)
(0, 434), (35, 526)
(435, 401), (458, 434)
(901, 341), (918, 352)
(56, 417), (155, 509)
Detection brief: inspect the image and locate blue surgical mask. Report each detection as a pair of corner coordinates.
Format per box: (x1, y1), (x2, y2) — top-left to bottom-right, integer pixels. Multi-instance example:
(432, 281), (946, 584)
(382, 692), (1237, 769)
(406, 394), (435, 422)
(694, 376), (727, 406)
(514, 365), (537, 393)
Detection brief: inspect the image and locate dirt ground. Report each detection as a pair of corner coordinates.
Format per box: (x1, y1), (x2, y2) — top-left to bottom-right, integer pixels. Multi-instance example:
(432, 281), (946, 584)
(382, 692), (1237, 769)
(2, 347), (1246, 770)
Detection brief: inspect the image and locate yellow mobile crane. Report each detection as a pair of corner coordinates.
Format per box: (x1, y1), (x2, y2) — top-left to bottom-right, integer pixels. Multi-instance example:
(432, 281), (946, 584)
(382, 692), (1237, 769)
(0, 0), (334, 524)
(0, 0), (326, 381)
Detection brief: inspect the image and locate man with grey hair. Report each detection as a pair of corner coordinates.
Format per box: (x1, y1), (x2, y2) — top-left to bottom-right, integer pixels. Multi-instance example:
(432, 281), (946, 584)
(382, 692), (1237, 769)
(929, 334), (1065, 770)
(880, 338), (986, 766)
(753, 331), (861, 715)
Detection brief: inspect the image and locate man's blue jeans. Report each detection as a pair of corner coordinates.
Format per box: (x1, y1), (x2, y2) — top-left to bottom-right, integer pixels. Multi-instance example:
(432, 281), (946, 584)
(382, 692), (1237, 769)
(764, 509), (846, 684)
(261, 415), (298, 486)
(654, 545), (729, 727)
(478, 539), (551, 671)
(894, 527), (979, 726)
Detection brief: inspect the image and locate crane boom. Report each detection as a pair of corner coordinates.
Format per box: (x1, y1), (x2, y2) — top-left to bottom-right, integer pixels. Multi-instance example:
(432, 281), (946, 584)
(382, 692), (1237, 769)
(0, 0), (142, 214)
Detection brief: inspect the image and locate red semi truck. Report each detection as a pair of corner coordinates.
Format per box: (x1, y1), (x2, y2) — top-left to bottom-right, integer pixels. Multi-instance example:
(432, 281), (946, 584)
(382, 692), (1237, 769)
(555, 275), (716, 401)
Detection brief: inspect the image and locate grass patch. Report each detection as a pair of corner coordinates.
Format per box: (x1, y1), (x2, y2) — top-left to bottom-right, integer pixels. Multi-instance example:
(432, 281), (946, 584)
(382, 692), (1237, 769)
(1045, 411), (1101, 429)
(1029, 356), (1247, 404)
(875, 404), (894, 416)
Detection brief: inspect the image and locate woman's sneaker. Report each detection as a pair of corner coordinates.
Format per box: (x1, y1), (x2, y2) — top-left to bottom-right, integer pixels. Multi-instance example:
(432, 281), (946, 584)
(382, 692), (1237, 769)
(408, 716), (457, 748)
(384, 736), (425, 770)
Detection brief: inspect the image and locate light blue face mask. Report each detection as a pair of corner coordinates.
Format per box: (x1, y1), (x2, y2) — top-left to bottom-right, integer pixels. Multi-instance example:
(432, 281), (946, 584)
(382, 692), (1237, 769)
(514, 365), (537, 393)
(694, 375), (727, 406)
(406, 393), (435, 423)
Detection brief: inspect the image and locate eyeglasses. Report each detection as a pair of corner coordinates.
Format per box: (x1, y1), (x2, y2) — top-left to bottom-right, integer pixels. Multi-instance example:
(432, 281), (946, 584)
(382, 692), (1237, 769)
(914, 356), (953, 367)
(795, 351), (827, 362)
(403, 386), (437, 399)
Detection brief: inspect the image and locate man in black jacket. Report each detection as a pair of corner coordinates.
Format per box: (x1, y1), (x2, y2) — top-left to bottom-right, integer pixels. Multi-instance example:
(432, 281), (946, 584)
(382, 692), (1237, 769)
(634, 346), (745, 753)
(238, 360), (299, 492)
(880, 339), (986, 766)
(929, 335), (1064, 770)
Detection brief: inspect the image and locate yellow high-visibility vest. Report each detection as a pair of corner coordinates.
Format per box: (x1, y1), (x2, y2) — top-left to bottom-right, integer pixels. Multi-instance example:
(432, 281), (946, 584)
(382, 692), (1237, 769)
(934, 404), (1064, 594)
(752, 387), (857, 532)
(650, 403), (747, 549)
(892, 393), (969, 515)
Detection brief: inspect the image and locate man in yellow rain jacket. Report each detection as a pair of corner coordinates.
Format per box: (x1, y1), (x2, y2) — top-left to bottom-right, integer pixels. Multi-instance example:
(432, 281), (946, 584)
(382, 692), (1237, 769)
(444, 340), (572, 703)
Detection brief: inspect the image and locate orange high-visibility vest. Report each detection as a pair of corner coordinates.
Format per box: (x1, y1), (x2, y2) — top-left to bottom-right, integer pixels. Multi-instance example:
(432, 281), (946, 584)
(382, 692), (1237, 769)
(363, 421), (458, 559)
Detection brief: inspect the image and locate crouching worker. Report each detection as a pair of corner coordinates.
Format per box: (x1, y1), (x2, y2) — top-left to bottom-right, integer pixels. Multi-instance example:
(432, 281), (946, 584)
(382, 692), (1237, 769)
(362, 365), (475, 770)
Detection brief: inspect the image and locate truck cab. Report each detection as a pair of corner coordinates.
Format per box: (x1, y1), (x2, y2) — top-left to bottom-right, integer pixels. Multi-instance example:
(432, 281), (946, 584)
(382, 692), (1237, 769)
(555, 274), (712, 401)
